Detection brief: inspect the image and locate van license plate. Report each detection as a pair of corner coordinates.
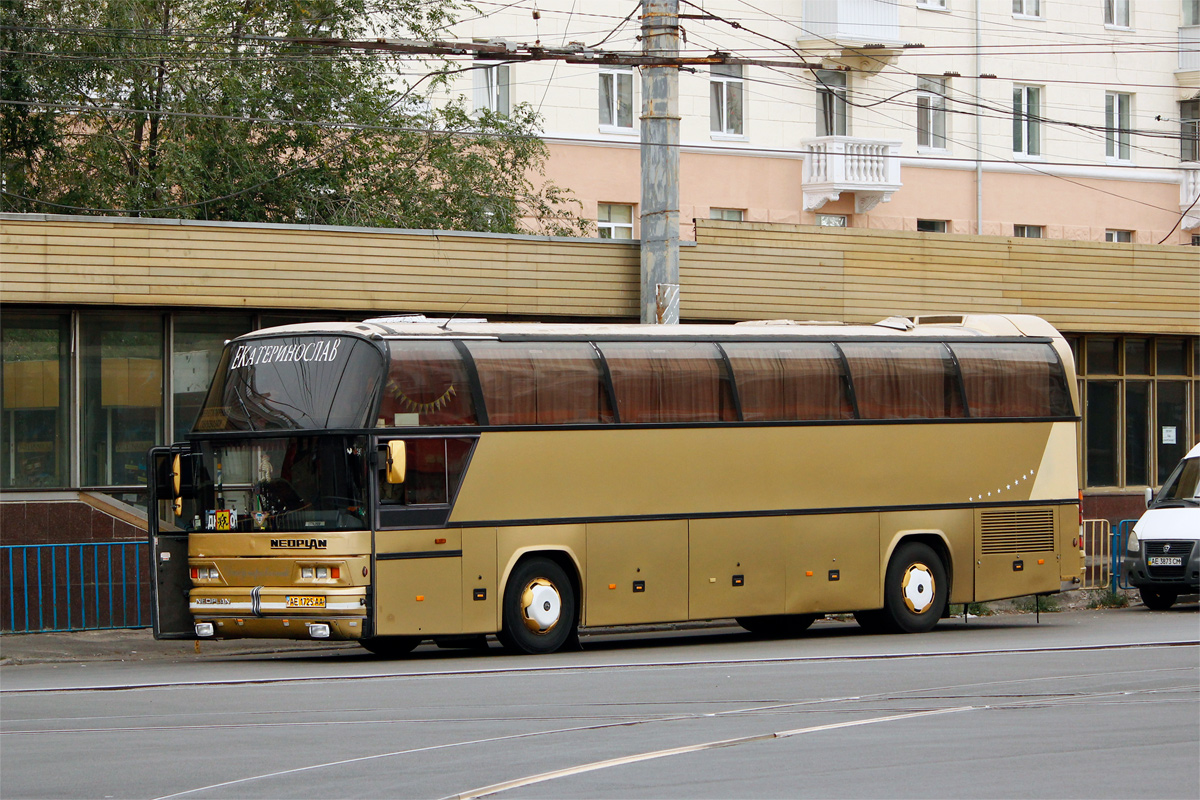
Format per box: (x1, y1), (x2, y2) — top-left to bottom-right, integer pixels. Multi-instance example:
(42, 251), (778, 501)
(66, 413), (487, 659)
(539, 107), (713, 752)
(286, 596), (326, 608)
(1148, 556), (1182, 567)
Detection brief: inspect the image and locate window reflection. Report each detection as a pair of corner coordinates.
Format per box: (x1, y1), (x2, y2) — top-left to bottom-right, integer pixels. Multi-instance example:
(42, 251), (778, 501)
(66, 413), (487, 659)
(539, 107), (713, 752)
(1, 313), (70, 488)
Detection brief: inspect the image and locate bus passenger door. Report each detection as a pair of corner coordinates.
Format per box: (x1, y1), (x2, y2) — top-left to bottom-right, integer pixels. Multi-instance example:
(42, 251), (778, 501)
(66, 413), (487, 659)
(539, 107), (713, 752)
(148, 445), (196, 639)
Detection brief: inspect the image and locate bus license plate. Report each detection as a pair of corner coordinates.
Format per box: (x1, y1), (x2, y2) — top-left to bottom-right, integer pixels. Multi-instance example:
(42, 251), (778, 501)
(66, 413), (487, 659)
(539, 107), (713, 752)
(286, 596), (326, 608)
(1148, 556), (1182, 567)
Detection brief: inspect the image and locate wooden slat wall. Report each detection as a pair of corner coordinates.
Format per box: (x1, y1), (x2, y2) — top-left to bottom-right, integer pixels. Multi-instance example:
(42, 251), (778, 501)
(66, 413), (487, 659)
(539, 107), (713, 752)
(3, 214), (1196, 334)
(686, 221), (1199, 334)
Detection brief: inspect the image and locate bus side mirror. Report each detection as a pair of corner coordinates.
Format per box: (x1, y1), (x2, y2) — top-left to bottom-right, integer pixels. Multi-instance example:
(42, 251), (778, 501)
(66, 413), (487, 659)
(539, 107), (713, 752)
(386, 440), (407, 484)
(1144, 486), (1154, 509)
(153, 453), (185, 517)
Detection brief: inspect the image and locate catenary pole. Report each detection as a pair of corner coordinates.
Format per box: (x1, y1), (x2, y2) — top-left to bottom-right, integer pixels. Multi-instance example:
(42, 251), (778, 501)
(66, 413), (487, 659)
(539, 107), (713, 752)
(640, 0), (680, 324)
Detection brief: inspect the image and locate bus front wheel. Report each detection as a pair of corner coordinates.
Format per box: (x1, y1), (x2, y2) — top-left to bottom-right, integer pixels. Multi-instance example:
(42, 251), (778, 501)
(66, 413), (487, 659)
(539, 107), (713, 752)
(499, 557), (577, 655)
(874, 541), (948, 634)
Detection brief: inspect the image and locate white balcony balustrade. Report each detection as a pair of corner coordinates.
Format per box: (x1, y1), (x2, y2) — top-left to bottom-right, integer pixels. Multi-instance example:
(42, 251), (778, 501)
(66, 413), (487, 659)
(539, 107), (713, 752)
(1182, 167), (1200, 231)
(802, 136), (903, 213)
(1180, 26), (1200, 72)
(801, 0), (902, 47)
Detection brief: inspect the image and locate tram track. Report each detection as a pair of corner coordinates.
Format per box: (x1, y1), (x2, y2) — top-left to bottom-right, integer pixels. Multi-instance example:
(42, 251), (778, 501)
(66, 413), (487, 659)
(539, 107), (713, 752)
(1, 638), (1195, 695)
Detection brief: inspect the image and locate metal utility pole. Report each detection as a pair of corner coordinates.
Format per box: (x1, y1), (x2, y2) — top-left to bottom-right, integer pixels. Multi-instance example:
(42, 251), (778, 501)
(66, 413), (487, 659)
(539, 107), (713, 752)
(640, 0), (680, 324)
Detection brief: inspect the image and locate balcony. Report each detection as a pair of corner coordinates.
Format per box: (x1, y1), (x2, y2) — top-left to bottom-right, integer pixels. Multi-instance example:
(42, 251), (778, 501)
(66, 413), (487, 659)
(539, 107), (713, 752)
(1182, 167), (1200, 232)
(801, 0), (902, 47)
(1181, 26), (1199, 72)
(802, 136), (903, 213)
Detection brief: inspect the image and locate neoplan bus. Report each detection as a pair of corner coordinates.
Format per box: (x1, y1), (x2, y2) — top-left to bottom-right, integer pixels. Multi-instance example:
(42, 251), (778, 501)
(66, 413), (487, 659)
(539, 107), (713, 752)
(148, 313), (1084, 655)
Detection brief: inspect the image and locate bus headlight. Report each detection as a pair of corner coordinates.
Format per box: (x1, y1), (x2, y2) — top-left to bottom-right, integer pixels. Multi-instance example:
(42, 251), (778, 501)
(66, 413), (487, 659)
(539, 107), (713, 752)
(1126, 531), (1140, 554)
(195, 622), (215, 637)
(308, 623), (331, 638)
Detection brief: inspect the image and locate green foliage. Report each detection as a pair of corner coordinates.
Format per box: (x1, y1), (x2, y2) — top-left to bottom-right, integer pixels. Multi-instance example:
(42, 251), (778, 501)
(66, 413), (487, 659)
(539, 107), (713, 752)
(1087, 589), (1130, 609)
(948, 602), (992, 617)
(1014, 594), (1059, 613)
(1, 0), (591, 235)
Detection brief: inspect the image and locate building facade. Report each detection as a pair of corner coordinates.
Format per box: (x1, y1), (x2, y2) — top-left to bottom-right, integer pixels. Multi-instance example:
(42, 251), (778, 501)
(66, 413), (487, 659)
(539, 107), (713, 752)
(2, 214), (1196, 535)
(436, 0), (1200, 243)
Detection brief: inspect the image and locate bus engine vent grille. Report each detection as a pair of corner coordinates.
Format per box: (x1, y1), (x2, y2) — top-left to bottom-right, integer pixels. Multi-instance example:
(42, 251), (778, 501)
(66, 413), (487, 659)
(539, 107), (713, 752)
(979, 509), (1056, 554)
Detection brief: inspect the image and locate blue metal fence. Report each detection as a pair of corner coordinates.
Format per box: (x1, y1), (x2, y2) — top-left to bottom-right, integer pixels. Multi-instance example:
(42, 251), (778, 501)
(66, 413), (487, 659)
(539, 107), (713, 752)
(1, 542), (150, 634)
(1111, 519), (1138, 592)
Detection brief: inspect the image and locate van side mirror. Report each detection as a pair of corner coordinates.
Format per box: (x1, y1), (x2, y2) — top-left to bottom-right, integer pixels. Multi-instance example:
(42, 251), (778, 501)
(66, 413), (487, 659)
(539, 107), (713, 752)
(385, 440), (407, 484)
(1144, 486), (1154, 509)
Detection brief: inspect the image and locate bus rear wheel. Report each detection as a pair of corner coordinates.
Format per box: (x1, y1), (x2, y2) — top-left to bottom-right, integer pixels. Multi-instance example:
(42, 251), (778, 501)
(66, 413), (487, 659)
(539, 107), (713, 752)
(876, 541), (948, 634)
(737, 614), (819, 638)
(360, 636), (421, 658)
(498, 557), (577, 655)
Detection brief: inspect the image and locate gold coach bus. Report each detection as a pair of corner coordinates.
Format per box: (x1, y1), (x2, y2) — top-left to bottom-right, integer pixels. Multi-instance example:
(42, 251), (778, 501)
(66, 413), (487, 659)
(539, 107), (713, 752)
(149, 313), (1084, 655)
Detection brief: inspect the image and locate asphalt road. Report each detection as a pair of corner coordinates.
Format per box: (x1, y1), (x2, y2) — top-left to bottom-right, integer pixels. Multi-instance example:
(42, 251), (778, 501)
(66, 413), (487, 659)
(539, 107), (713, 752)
(1, 605), (1197, 799)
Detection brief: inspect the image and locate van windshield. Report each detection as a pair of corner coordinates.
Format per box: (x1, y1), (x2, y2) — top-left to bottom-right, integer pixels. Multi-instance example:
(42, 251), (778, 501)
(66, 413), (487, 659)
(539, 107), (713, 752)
(1151, 457), (1200, 508)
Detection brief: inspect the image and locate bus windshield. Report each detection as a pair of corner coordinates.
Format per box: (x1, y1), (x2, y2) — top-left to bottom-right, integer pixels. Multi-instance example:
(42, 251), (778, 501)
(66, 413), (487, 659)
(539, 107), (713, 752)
(194, 335), (384, 432)
(188, 436), (370, 532)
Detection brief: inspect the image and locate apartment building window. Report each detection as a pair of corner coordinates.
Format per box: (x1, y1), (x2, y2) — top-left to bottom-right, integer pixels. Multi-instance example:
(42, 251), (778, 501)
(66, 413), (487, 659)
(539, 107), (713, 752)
(599, 67), (634, 131)
(1106, 230), (1133, 242)
(818, 214), (848, 227)
(1105, 0), (1131, 27)
(1012, 0), (1041, 17)
(1186, 0), (1200, 26)
(1183, 99), (1199, 163)
(1079, 335), (1198, 487)
(1106, 92), (1132, 161)
(1014, 224), (1042, 238)
(916, 77), (948, 149)
(710, 208), (744, 221)
(598, 203), (634, 239)
(1013, 85), (1042, 156)
(917, 220), (948, 232)
(918, 0), (948, 8)
(816, 70), (848, 137)
(710, 65), (744, 136)
(473, 63), (510, 116)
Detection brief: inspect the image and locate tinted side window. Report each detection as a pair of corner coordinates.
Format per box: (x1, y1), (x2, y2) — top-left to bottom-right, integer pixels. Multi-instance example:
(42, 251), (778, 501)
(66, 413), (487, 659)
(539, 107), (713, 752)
(598, 342), (737, 423)
(380, 341), (478, 427)
(466, 341), (614, 425)
(951, 342), (1073, 418)
(722, 342), (853, 421)
(841, 342), (965, 419)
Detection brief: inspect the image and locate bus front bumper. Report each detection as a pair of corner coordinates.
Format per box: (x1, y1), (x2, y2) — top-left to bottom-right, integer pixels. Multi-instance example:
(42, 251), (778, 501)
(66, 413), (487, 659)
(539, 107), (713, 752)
(190, 586), (368, 641)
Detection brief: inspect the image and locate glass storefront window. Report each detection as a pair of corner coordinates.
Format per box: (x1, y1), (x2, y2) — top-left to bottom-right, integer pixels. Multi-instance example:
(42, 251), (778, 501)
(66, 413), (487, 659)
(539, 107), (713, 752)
(1080, 334), (1197, 489)
(1157, 382), (1188, 484)
(1124, 381), (1150, 487)
(1156, 339), (1186, 376)
(172, 314), (253, 441)
(1086, 337), (1119, 374)
(81, 314), (163, 487)
(1124, 338), (1150, 375)
(1, 313), (71, 488)
(1086, 381), (1119, 486)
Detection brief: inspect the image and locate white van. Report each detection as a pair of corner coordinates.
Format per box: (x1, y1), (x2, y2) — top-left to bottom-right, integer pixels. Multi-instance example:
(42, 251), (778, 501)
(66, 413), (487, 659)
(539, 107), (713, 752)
(1123, 442), (1200, 610)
